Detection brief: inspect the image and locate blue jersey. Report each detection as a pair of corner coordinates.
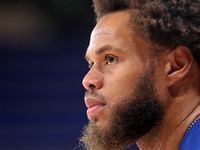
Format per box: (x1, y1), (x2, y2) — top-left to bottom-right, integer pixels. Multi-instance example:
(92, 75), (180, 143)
(179, 117), (200, 150)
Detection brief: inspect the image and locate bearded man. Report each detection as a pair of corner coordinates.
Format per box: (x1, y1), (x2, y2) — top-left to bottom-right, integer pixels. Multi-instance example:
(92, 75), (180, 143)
(80, 0), (200, 150)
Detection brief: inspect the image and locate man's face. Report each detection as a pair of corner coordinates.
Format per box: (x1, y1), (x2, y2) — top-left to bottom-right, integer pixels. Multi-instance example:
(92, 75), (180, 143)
(81, 11), (163, 149)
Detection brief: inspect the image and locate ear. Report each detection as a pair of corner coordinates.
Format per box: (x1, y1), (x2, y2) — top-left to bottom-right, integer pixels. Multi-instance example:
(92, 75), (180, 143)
(165, 46), (193, 87)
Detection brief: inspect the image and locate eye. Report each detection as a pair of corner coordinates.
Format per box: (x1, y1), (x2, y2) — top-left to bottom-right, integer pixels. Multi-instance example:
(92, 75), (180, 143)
(107, 55), (118, 65)
(88, 62), (94, 68)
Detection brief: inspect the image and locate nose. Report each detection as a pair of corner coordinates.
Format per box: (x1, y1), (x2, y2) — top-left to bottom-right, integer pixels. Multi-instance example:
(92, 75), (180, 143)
(82, 68), (103, 91)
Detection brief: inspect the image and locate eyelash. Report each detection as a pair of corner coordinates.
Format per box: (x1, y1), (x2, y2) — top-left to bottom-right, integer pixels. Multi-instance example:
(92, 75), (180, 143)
(88, 62), (93, 69)
(105, 55), (118, 65)
(88, 55), (118, 68)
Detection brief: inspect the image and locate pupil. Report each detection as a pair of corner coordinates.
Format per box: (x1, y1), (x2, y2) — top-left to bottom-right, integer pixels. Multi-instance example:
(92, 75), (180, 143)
(109, 57), (114, 63)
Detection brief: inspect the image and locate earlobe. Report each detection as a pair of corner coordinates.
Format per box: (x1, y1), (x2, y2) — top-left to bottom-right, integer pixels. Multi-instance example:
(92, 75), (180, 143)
(166, 46), (193, 87)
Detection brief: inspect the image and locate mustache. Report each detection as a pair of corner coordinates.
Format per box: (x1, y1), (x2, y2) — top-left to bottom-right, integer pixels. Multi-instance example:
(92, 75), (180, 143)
(84, 90), (106, 102)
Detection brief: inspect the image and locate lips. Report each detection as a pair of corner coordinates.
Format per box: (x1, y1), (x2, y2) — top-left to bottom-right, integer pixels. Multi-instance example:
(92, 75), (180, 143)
(85, 97), (106, 118)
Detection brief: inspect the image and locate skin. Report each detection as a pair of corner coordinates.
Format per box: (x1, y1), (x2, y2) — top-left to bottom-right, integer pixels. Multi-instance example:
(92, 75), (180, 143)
(82, 10), (200, 150)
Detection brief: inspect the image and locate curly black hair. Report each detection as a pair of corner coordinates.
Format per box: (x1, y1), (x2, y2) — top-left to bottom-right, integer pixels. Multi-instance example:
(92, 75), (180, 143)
(92, 0), (200, 64)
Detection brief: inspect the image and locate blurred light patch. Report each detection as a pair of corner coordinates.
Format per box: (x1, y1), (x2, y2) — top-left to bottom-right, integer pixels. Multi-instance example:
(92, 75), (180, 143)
(0, 1), (56, 50)
(0, 0), (93, 51)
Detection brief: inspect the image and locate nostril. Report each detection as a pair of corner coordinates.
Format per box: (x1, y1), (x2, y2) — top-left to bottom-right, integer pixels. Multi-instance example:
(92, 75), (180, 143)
(89, 84), (96, 89)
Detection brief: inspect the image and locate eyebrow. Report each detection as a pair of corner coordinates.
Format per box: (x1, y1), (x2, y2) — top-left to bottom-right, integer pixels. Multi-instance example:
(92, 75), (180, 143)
(85, 44), (122, 61)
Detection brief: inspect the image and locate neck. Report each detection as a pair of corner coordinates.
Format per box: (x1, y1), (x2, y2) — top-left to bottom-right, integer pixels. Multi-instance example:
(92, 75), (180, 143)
(136, 98), (200, 150)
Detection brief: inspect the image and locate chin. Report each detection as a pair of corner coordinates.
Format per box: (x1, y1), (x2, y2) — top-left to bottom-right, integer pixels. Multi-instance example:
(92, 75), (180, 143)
(89, 115), (112, 130)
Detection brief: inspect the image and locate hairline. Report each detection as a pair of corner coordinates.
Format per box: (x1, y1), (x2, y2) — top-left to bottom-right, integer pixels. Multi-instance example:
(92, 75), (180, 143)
(96, 10), (168, 57)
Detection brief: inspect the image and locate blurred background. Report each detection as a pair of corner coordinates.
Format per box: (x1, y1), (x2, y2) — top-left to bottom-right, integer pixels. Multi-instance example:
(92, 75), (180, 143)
(0, 0), (139, 149)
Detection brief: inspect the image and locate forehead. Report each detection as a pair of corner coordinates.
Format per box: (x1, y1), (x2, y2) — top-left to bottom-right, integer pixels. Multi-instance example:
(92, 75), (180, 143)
(86, 10), (152, 61)
(89, 11), (132, 45)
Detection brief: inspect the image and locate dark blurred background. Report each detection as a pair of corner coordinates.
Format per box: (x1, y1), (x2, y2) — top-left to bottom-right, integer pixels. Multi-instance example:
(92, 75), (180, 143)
(0, 0), (139, 149)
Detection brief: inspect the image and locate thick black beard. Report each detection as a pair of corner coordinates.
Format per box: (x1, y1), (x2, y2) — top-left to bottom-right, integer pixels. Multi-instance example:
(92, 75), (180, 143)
(79, 68), (164, 150)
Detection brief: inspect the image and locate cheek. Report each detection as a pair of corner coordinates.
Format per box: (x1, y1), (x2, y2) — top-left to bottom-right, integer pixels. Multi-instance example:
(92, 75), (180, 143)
(103, 71), (139, 105)
(102, 59), (147, 104)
